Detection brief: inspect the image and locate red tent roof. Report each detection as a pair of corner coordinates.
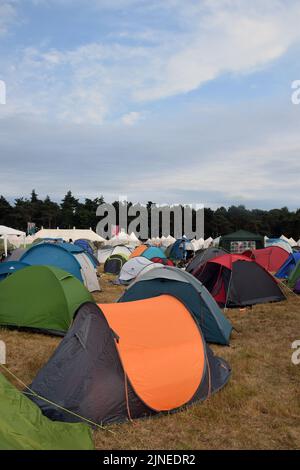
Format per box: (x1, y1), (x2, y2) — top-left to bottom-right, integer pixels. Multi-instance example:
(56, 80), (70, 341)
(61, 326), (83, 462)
(208, 254), (253, 269)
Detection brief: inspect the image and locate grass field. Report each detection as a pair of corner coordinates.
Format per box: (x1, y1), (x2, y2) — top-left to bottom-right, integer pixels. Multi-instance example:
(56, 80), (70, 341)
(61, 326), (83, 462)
(1, 271), (300, 450)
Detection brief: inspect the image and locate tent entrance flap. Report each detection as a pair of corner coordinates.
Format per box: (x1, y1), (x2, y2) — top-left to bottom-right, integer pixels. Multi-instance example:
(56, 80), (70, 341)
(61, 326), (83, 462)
(99, 295), (205, 412)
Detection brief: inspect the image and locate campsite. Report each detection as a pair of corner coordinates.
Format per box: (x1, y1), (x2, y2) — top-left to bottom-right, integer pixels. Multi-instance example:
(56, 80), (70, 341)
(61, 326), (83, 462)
(0, 226), (300, 450)
(1, 0), (300, 457)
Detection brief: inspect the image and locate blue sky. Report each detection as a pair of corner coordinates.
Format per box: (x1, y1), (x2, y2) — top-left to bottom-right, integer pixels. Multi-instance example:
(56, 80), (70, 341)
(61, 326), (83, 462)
(1, 0), (300, 208)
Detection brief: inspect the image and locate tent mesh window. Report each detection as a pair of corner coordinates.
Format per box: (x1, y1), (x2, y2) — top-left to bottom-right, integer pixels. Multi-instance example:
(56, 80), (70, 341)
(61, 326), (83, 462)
(230, 240), (256, 254)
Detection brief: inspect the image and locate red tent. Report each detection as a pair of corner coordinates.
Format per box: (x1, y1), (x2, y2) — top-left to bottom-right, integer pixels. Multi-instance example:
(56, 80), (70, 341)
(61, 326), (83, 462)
(243, 246), (289, 272)
(192, 254), (285, 307)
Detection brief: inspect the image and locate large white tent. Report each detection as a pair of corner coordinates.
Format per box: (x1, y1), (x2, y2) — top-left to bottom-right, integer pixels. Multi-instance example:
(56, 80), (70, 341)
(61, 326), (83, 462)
(32, 228), (105, 243)
(0, 226), (26, 256)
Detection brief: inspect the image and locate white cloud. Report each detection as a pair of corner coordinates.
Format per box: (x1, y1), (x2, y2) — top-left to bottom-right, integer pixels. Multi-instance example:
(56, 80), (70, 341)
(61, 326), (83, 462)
(121, 111), (142, 126)
(2, 0), (300, 124)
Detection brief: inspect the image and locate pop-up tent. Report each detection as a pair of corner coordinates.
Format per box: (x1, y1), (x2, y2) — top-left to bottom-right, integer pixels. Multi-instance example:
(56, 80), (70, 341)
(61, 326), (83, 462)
(0, 226), (26, 257)
(28, 300), (230, 425)
(0, 266), (93, 335)
(119, 265), (232, 345)
(192, 254), (285, 308)
(0, 374), (94, 450)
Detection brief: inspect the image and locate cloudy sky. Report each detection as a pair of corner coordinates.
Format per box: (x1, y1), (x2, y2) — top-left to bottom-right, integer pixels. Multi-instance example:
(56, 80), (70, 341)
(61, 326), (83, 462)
(0, 0), (300, 208)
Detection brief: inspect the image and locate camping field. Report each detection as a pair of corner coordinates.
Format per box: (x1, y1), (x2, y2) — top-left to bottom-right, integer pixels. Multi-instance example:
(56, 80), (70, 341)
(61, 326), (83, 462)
(1, 270), (300, 450)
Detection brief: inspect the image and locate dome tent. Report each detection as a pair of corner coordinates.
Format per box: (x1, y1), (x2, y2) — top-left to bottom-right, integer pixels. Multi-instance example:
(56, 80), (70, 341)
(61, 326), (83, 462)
(119, 265), (232, 345)
(275, 253), (300, 279)
(242, 246), (289, 273)
(104, 253), (128, 275)
(193, 254), (285, 308)
(0, 266), (93, 335)
(0, 374), (94, 450)
(186, 247), (227, 274)
(0, 261), (29, 281)
(20, 242), (100, 292)
(130, 244), (148, 258)
(141, 246), (167, 260)
(28, 300), (230, 425)
(97, 245), (132, 264)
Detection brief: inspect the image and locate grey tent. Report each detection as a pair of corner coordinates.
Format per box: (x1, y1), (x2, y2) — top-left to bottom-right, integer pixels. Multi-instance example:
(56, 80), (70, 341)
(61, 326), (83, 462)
(186, 247), (227, 273)
(119, 265), (232, 345)
(116, 257), (154, 285)
(5, 247), (26, 261)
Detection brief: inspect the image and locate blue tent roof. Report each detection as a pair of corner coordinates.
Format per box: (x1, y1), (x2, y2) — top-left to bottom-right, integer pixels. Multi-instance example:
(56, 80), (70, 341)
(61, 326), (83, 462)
(74, 239), (93, 255)
(0, 261), (29, 281)
(169, 238), (191, 260)
(20, 244), (83, 282)
(275, 253), (300, 278)
(142, 246), (167, 260)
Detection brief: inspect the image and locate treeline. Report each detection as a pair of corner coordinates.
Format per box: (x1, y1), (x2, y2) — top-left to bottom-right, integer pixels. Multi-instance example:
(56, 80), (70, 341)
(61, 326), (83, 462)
(0, 190), (300, 239)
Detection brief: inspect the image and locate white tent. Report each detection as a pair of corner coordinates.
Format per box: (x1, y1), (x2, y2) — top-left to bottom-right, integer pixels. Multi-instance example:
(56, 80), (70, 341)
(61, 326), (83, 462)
(128, 232), (141, 246)
(109, 230), (130, 246)
(289, 237), (297, 247)
(0, 226), (26, 257)
(212, 236), (220, 248)
(32, 228), (105, 243)
(203, 237), (213, 249)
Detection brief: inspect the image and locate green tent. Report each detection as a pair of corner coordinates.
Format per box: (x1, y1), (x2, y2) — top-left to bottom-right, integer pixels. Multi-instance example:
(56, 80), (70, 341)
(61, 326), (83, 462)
(288, 260), (300, 288)
(0, 373), (94, 450)
(219, 229), (264, 253)
(0, 265), (93, 335)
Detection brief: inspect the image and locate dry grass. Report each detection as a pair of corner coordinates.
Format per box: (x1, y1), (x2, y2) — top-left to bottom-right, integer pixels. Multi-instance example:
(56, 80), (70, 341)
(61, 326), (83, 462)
(1, 269), (300, 450)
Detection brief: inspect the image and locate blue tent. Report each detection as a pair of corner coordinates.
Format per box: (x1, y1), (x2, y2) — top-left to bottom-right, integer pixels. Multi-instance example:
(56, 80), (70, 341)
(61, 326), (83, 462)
(168, 238), (191, 261)
(275, 253), (300, 278)
(0, 261), (29, 281)
(59, 242), (99, 268)
(74, 239), (93, 255)
(119, 265), (232, 345)
(20, 243), (83, 282)
(142, 246), (167, 260)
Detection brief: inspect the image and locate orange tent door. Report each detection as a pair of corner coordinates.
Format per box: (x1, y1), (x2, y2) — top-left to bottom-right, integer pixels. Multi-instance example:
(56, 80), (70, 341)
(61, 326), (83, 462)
(99, 295), (205, 412)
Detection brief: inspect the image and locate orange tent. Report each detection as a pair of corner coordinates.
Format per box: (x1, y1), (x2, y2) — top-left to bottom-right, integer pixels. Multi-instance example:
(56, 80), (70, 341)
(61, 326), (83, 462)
(100, 295), (204, 411)
(29, 298), (231, 425)
(129, 245), (148, 258)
